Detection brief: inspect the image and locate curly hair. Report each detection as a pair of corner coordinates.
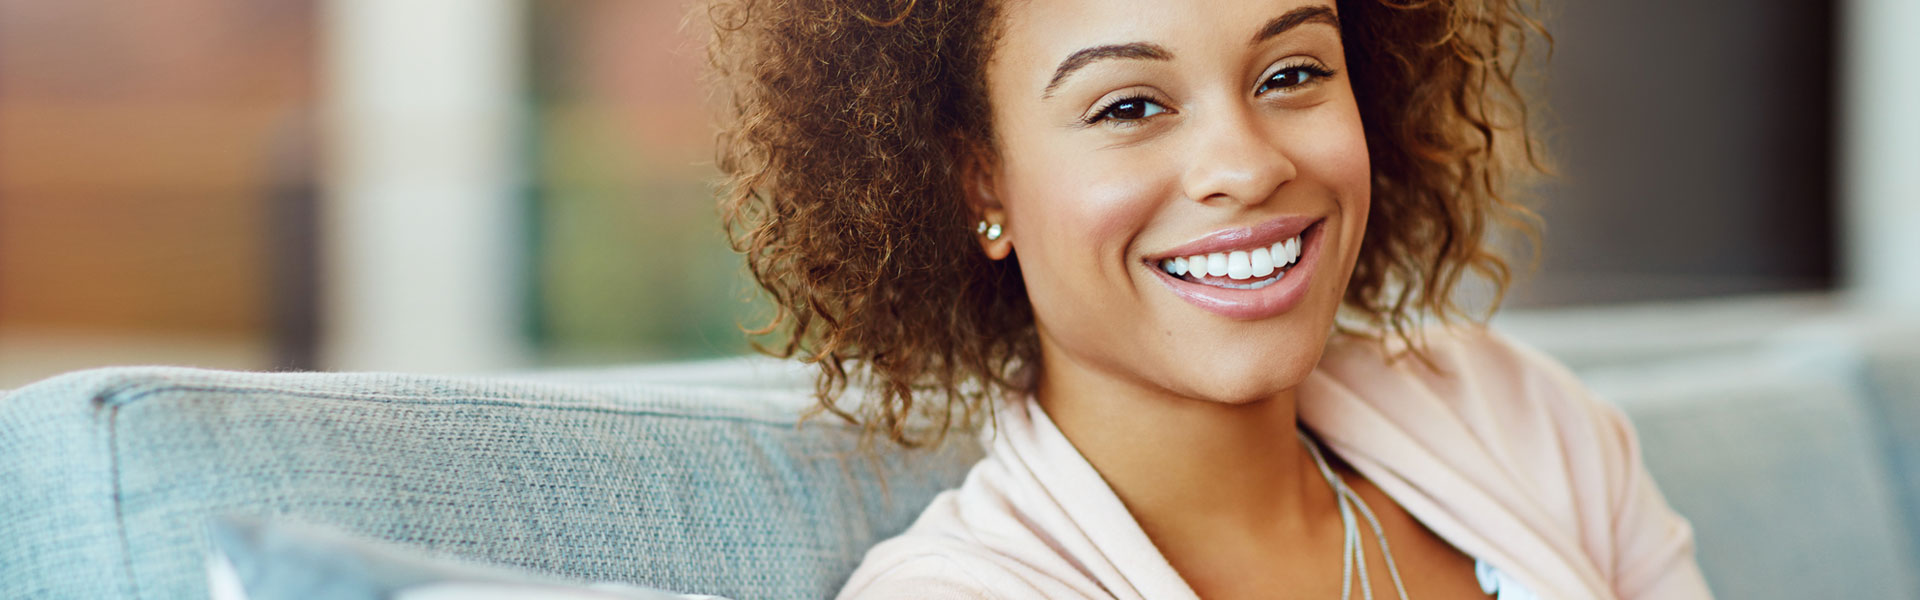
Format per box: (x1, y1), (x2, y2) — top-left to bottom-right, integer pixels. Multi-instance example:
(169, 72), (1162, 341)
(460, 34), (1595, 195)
(709, 0), (1549, 447)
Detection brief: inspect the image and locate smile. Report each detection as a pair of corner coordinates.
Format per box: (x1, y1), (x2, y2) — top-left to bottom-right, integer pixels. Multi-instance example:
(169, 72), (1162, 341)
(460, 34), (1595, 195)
(1155, 232), (1302, 290)
(1144, 217), (1325, 320)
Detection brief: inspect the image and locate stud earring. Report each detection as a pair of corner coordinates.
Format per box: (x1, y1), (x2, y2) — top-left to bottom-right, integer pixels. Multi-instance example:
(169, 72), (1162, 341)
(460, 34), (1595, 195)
(976, 220), (1003, 241)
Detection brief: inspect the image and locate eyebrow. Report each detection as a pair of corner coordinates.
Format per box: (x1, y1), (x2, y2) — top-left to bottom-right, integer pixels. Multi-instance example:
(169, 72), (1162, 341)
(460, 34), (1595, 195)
(1250, 5), (1340, 46)
(1040, 4), (1341, 99)
(1042, 43), (1171, 98)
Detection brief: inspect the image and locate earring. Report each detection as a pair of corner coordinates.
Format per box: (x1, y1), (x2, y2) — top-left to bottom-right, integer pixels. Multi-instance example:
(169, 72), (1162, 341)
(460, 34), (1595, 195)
(977, 220), (1003, 241)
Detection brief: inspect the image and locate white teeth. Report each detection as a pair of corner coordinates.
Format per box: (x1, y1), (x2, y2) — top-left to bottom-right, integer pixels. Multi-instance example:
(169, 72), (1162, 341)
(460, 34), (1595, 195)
(1225, 251), (1252, 279)
(1205, 253), (1228, 277)
(1159, 232), (1304, 284)
(1268, 234), (1301, 267)
(1250, 247), (1275, 277)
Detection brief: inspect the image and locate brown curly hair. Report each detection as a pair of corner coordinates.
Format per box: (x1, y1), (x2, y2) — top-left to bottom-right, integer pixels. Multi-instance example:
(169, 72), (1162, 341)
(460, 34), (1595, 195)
(709, 0), (1549, 447)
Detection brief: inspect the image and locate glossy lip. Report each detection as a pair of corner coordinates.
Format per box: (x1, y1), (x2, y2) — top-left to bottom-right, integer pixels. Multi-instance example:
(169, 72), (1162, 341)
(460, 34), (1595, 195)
(1147, 218), (1326, 320)
(1143, 215), (1323, 261)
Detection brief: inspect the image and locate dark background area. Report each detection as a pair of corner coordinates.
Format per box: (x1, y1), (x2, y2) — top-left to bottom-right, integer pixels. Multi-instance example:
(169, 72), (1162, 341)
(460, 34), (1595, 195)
(1514, 0), (1836, 306)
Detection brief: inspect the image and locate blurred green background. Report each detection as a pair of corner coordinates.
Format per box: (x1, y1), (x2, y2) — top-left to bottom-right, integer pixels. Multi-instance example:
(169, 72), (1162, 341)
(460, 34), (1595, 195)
(524, 0), (760, 363)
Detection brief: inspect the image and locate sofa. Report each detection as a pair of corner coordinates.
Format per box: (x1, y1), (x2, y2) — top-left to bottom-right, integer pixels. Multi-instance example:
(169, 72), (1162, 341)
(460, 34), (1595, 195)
(3, 294), (1916, 599)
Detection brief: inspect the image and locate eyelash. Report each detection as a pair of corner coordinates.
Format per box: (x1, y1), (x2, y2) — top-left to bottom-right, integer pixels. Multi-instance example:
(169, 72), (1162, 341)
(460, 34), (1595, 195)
(1082, 94), (1169, 126)
(1080, 61), (1338, 126)
(1258, 61), (1337, 95)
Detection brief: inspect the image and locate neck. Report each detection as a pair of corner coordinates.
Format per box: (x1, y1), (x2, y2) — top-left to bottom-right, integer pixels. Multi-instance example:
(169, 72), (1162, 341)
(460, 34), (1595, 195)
(1032, 339), (1331, 542)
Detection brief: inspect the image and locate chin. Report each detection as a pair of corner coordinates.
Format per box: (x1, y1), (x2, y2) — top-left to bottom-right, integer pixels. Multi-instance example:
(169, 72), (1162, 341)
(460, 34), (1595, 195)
(1171, 347), (1323, 406)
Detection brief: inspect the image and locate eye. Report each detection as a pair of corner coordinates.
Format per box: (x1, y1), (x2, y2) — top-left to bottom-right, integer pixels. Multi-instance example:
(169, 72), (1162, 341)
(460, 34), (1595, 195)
(1086, 96), (1169, 124)
(1257, 63), (1336, 95)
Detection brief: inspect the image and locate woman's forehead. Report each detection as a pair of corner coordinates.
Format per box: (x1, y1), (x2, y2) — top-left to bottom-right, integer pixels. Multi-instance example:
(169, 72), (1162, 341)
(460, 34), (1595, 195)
(990, 0), (1341, 89)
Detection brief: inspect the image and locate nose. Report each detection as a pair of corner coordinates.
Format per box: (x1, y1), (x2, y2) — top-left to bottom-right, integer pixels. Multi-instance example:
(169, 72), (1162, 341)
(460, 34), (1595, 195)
(1179, 104), (1297, 207)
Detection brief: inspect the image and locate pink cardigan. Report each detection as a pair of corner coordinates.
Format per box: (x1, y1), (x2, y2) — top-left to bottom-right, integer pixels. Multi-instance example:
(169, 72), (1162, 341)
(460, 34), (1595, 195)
(837, 327), (1713, 599)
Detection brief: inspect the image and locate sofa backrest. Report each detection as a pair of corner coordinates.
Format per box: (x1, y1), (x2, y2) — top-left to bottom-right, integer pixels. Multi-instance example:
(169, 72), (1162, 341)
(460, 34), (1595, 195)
(1502, 301), (1920, 599)
(7, 308), (1920, 600)
(0, 359), (981, 600)
(1580, 344), (1919, 599)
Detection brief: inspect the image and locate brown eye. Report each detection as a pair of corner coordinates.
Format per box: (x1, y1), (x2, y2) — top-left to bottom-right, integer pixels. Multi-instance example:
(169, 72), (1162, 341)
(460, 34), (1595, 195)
(1258, 64), (1336, 94)
(1088, 96), (1168, 124)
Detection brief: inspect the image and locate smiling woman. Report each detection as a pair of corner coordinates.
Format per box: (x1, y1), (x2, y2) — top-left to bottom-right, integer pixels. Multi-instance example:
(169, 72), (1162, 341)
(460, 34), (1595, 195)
(709, 0), (1712, 598)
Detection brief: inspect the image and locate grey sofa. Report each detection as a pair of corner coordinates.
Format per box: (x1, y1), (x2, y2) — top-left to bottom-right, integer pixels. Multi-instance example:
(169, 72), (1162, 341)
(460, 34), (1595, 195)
(3, 295), (1916, 599)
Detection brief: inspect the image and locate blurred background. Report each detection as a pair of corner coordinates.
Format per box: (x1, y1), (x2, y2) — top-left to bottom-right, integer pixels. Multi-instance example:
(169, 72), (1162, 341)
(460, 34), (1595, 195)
(0, 0), (1914, 387)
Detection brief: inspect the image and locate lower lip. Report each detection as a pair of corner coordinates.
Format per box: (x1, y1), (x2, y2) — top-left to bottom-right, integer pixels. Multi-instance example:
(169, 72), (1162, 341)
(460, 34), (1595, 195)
(1148, 223), (1324, 320)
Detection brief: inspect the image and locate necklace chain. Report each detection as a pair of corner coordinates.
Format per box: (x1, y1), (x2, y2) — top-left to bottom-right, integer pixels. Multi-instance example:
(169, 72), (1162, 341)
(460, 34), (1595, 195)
(1298, 429), (1413, 600)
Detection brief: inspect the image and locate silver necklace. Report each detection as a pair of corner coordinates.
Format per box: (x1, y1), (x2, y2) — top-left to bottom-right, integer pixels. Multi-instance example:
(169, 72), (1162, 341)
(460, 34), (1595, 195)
(1298, 429), (1412, 600)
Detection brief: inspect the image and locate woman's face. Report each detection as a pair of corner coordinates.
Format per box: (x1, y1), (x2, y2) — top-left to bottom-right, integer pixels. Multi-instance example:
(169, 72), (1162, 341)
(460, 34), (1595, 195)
(979, 0), (1371, 403)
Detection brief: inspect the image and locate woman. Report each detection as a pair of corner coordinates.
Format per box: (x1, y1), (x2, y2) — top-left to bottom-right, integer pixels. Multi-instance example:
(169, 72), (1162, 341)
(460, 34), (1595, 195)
(710, 0), (1712, 597)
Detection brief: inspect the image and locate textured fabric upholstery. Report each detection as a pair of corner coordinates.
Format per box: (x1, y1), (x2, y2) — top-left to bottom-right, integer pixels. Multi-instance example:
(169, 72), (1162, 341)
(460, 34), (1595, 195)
(0, 359), (981, 600)
(1856, 320), (1920, 575)
(1503, 301), (1920, 599)
(205, 515), (702, 599)
(1581, 345), (1918, 599)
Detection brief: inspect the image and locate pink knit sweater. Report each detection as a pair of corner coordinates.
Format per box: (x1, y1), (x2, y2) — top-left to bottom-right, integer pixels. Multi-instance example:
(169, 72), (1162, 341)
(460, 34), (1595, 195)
(837, 327), (1713, 599)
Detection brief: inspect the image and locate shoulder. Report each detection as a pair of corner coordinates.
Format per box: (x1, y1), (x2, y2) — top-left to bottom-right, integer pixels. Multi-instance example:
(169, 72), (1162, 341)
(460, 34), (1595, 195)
(835, 470), (1109, 600)
(1319, 324), (1582, 399)
(1310, 324), (1647, 527)
(834, 551), (1016, 600)
(1320, 326), (1710, 597)
(1314, 324), (1610, 439)
(836, 545), (1085, 600)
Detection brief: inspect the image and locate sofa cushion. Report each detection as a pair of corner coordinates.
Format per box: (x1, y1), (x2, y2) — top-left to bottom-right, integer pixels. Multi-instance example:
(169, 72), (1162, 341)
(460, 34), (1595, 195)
(1494, 293), (1844, 372)
(0, 359), (982, 600)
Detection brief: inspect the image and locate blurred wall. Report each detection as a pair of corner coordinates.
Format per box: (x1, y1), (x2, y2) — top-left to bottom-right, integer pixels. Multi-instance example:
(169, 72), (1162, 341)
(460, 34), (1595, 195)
(2, 0), (1914, 387)
(0, 0), (313, 334)
(525, 0), (756, 364)
(1841, 0), (1920, 309)
(319, 0), (528, 373)
(0, 0), (315, 384)
(1514, 0), (1835, 306)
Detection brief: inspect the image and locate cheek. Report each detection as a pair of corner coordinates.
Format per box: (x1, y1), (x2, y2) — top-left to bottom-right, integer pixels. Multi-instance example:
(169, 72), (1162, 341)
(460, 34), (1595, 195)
(1299, 100), (1373, 273)
(1302, 104), (1372, 207)
(1002, 142), (1167, 282)
(996, 138), (1173, 349)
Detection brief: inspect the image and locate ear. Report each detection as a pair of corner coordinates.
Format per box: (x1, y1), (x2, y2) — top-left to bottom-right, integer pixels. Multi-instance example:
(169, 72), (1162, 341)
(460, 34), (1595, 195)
(958, 143), (1014, 261)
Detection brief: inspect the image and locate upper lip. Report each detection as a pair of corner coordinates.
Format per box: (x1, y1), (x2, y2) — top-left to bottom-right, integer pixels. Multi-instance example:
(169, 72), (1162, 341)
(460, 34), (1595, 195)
(1143, 215), (1323, 261)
